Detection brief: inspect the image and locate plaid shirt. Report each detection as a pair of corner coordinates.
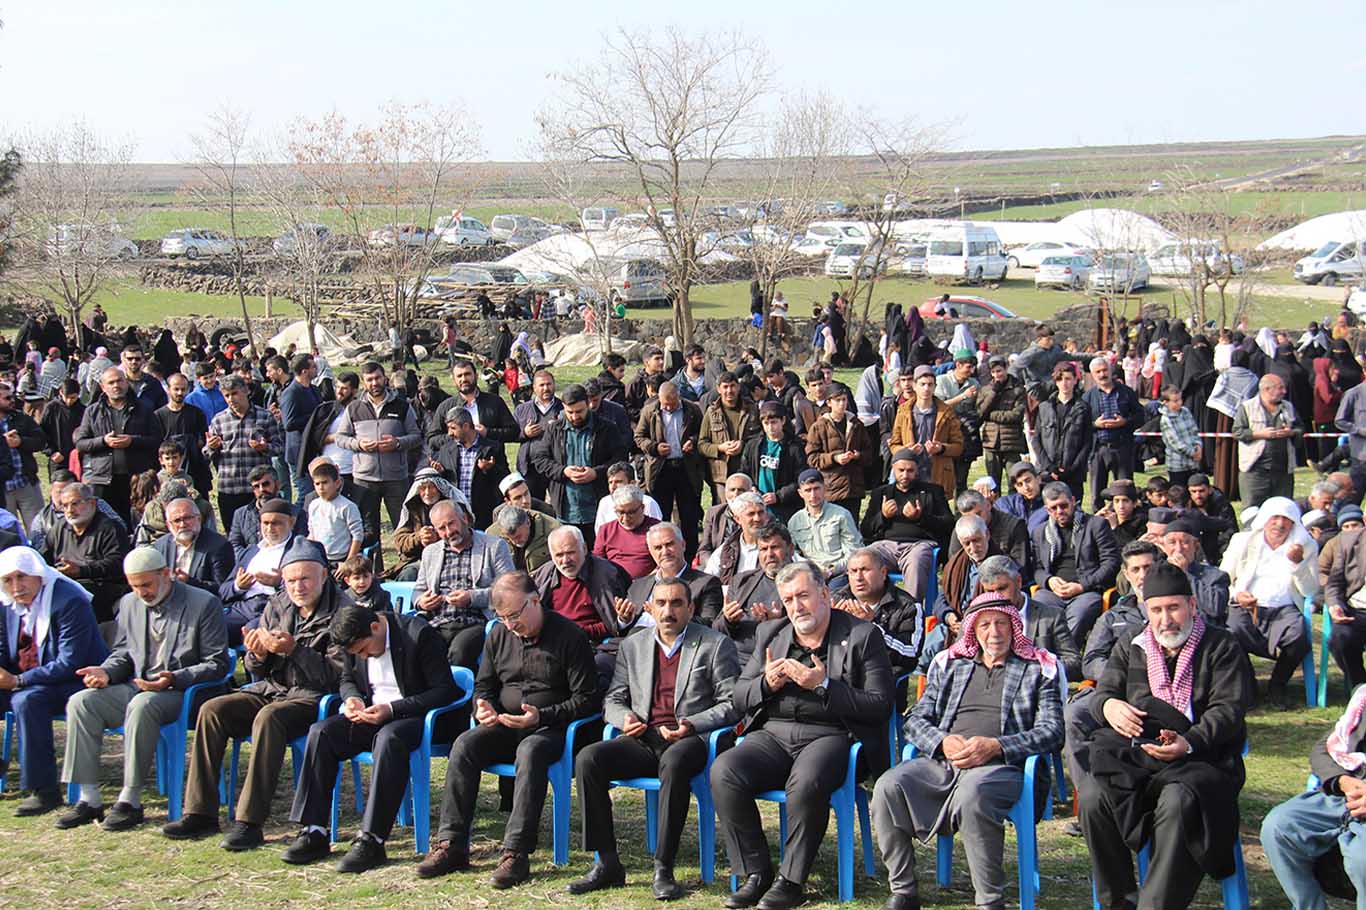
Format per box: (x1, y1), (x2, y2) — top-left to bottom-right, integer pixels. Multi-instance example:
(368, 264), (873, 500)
(207, 405), (284, 495)
(430, 542), (484, 630)
(1160, 405), (1201, 471)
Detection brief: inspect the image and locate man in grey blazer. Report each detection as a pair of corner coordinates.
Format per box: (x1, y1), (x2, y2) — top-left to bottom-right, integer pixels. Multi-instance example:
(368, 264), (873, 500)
(569, 575), (740, 901)
(412, 499), (513, 667)
(57, 546), (229, 831)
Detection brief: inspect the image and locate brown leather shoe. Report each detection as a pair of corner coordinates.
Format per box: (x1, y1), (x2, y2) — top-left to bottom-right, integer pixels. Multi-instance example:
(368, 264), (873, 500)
(489, 850), (530, 889)
(417, 840), (471, 879)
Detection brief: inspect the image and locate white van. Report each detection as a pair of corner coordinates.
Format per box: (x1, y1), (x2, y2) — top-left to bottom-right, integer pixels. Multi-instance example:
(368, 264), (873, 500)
(925, 222), (1009, 284)
(1294, 241), (1366, 286)
(580, 207), (620, 232)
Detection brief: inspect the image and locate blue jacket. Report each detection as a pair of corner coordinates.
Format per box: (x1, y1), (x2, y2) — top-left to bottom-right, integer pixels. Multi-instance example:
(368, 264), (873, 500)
(0, 577), (109, 688)
(996, 494), (1048, 535)
(185, 385), (227, 423)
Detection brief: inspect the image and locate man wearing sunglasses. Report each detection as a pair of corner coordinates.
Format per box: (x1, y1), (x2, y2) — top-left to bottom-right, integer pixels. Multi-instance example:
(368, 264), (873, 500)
(1028, 481), (1121, 645)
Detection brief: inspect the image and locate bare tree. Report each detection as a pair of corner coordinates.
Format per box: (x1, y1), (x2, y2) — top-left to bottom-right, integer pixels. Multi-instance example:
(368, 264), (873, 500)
(539, 27), (771, 345)
(187, 105), (261, 351)
(5, 122), (136, 340)
(252, 152), (333, 351)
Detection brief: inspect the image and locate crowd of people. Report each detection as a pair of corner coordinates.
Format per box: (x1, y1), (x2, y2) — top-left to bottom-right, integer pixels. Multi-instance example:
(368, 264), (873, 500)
(5, 303), (1366, 910)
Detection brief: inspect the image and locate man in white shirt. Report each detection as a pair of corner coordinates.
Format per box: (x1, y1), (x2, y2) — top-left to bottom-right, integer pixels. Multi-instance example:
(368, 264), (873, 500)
(703, 492), (770, 585)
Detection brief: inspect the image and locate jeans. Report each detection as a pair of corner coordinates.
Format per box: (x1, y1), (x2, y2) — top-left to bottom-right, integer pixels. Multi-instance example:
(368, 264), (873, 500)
(1262, 789), (1366, 910)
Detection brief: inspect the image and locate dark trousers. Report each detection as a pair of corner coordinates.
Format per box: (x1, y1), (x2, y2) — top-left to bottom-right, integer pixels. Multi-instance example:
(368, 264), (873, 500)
(1330, 607), (1366, 696)
(0, 679), (84, 793)
(435, 623), (487, 671)
(1032, 589), (1104, 648)
(571, 521), (596, 553)
(1088, 442), (1134, 511)
(982, 450), (1024, 493)
(184, 692), (318, 824)
(712, 722), (859, 885)
(223, 596), (268, 648)
(575, 730), (710, 864)
(290, 713), (432, 840)
(1238, 469), (1294, 507)
(1081, 782), (1206, 910)
(217, 491), (255, 535)
(354, 480), (407, 549)
(651, 462), (703, 562)
(90, 479), (132, 529)
(435, 722), (566, 854)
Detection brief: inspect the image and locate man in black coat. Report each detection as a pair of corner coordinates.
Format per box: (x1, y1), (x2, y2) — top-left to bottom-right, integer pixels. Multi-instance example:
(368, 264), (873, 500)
(740, 401), (806, 524)
(39, 379), (84, 481)
(861, 449), (954, 604)
(152, 498), (235, 597)
(72, 366), (164, 526)
(282, 603), (460, 874)
(296, 371), (357, 499)
(1186, 472), (1239, 564)
(528, 383), (623, 551)
(712, 562), (894, 910)
(0, 381), (50, 530)
(431, 408), (509, 529)
(156, 372), (212, 498)
(428, 360), (517, 459)
(1030, 480), (1121, 644)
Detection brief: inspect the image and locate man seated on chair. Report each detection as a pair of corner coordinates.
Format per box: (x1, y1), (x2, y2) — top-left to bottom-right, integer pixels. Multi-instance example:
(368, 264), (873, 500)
(153, 497), (235, 597)
(412, 498), (514, 669)
(698, 473), (752, 568)
(933, 513), (1003, 637)
(282, 601), (459, 874)
(1029, 480), (1121, 645)
(829, 546), (925, 680)
(948, 489), (1030, 577)
(1262, 682), (1366, 908)
(620, 522), (724, 627)
(979, 554), (1081, 682)
(712, 561), (893, 910)
(703, 491), (771, 586)
(568, 574), (741, 901)
(1079, 561), (1252, 910)
(390, 467), (459, 580)
(42, 482), (132, 628)
(1159, 517), (1232, 626)
(873, 591), (1065, 910)
(218, 499), (300, 647)
(1325, 520), (1366, 695)
(592, 462), (663, 532)
(1218, 495), (1317, 707)
(861, 449), (954, 606)
(417, 571), (598, 888)
(533, 525), (630, 687)
(714, 523), (799, 665)
(487, 504), (560, 573)
(0, 547), (108, 817)
(57, 546), (229, 832)
(164, 539), (343, 850)
(787, 470), (863, 583)
(227, 465), (306, 561)
(592, 484), (661, 580)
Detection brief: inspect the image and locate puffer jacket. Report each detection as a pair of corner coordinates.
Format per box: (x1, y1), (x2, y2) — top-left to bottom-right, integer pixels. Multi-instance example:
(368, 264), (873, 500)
(805, 413), (875, 501)
(976, 374), (1028, 453)
(1034, 393), (1093, 482)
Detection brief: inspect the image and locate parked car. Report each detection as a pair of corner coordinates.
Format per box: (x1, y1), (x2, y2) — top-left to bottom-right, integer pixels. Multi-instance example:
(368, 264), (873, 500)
(503, 219), (564, 249)
(46, 223), (138, 261)
(888, 241), (928, 276)
(702, 229), (755, 251)
(1294, 241), (1365, 286)
(824, 241), (884, 278)
(579, 257), (669, 306)
(580, 207), (621, 231)
(925, 222), (1009, 284)
(1005, 241), (1088, 270)
(434, 214), (494, 246)
(707, 205), (742, 221)
(160, 228), (239, 259)
(916, 295), (1020, 320)
(1088, 253), (1151, 293)
(1148, 242), (1243, 277)
(817, 200), (849, 215)
(1034, 254), (1094, 290)
(608, 213), (652, 233)
(272, 223), (333, 257)
(367, 223), (435, 248)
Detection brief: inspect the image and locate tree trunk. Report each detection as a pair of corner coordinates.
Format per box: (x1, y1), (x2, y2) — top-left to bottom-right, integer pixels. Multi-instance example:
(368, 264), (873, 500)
(672, 287), (695, 346)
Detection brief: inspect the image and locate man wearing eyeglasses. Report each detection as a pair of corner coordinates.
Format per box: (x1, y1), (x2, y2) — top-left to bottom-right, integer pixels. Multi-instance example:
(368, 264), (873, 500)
(592, 485), (660, 579)
(1029, 481), (1121, 644)
(417, 571), (598, 889)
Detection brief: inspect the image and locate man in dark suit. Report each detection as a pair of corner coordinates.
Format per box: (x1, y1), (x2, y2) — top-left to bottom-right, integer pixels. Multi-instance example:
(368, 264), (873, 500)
(620, 522), (723, 626)
(428, 360), (518, 459)
(153, 498), (235, 597)
(282, 603), (459, 873)
(568, 575), (740, 900)
(634, 381), (706, 562)
(712, 561), (894, 910)
(0, 546), (109, 815)
(1029, 480), (1121, 645)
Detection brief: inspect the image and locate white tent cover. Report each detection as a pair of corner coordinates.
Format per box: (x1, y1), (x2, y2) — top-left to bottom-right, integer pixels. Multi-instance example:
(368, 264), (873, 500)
(544, 333), (641, 366)
(1053, 208), (1174, 252)
(1258, 211), (1366, 251)
(265, 320), (367, 363)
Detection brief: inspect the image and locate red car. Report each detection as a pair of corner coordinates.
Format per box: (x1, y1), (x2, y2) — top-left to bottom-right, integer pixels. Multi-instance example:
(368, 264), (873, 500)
(917, 295), (1020, 319)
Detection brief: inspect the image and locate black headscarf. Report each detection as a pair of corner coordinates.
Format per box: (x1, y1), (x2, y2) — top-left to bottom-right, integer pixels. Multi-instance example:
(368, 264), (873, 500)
(1168, 320), (1191, 351)
(1270, 343), (1312, 424)
(153, 329), (182, 375)
(1331, 340), (1363, 391)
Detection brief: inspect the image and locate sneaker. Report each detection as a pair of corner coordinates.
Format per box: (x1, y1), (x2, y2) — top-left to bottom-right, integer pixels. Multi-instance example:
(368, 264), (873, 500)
(162, 813), (221, 840)
(489, 850), (530, 889)
(55, 801), (104, 829)
(221, 820), (265, 851)
(14, 789), (62, 817)
(101, 801), (145, 832)
(281, 828), (332, 865)
(336, 832), (387, 873)
(417, 840), (471, 879)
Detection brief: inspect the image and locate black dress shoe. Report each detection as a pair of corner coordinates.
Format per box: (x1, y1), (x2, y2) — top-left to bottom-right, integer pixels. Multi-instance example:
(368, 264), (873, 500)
(162, 812), (221, 839)
(221, 821), (264, 851)
(653, 864), (685, 901)
(881, 893), (922, 910)
(567, 860), (626, 894)
(756, 876), (804, 910)
(101, 801), (145, 832)
(55, 801), (104, 829)
(336, 833), (387, 873)
(14, 789), (62, 817)
(725, 871), (775, 909)
(281, 828), (332, 865)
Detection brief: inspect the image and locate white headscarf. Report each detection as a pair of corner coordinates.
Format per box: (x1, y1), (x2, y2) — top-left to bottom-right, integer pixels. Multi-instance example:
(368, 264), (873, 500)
(0, 546), (91, 656)
(1256, 327), (1277, 359)
(950, 324), (977, 355)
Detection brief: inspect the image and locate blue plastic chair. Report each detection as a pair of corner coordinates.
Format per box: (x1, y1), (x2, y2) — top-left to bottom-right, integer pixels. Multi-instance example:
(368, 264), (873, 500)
(381, 581), (417, 615)
(1318, 597), (1334, 708)
(1300, 598), (1319, 708)
(729, 733), (880, 903)
(905, 744), (1043, 910)
(474, 711), (602, 865)
(330, 666), (475, 850)
(220, 695), (338, 821)
(1, 710), (79, 803)
(600, 724), (727, 883)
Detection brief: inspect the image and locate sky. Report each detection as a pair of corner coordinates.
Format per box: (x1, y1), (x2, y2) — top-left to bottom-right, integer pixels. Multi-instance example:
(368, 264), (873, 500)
(3, 0), (1364, 162)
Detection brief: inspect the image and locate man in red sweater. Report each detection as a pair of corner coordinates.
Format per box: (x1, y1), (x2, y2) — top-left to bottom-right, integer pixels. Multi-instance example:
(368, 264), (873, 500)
(592, 485), (659, 579)
(533, 525), (630, 688)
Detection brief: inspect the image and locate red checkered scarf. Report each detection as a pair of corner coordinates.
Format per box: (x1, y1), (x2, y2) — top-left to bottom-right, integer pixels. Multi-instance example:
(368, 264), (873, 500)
(1138, 612), (1206, 720)
(1326, 685), (1366, 772)
(938, 593), (1057, 680)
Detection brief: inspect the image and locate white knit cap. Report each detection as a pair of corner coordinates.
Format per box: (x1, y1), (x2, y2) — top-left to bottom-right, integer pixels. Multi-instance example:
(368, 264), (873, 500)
(123, 547), (168, 575)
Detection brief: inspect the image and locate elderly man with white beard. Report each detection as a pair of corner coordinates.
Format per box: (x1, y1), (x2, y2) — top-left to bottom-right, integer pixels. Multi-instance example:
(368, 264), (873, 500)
(57, 547), (229, 832)
(1080, 561), (1252, 910)
(152, 497), (235, 597)
(217, 499), (300, 647)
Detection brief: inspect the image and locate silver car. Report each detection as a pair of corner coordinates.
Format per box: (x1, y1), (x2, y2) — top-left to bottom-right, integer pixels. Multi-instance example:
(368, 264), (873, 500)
(1088, 253), (1151, 293)
(1034, 254), (1094, 289)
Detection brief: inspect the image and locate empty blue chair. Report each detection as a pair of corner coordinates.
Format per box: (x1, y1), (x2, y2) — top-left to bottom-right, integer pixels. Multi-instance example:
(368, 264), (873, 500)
(330, 666), (475, 850)
(220, 695), (337, 821)
(381, 581), (417, 615)
(904, 744), (1043, 910)
(600, 725), (727, 883)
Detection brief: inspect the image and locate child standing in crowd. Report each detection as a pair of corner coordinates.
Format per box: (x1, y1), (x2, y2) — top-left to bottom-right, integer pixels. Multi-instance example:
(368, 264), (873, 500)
(156, 440), (194, 490)
(1158, 386), (1202, 487)
(306, 459), (363, 572)
(337, 554), (394, 611)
